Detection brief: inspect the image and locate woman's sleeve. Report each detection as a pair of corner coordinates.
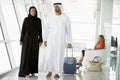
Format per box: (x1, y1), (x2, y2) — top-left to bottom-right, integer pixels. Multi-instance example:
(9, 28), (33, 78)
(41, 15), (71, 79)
(20, 18), (26, 42)
(38, 19), (43, 42)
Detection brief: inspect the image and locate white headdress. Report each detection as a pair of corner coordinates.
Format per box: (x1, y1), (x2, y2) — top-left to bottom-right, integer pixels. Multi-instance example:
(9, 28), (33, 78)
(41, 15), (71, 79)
(52, 2), (64, 15)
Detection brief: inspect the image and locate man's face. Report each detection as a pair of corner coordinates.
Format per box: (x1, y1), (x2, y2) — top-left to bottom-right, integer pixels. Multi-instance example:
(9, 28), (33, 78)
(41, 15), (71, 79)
(54, 5), (61, 13)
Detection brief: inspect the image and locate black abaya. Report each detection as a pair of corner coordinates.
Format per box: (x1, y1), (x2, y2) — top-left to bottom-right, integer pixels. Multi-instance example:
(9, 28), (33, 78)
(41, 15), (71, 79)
(18, 16), (43, 77)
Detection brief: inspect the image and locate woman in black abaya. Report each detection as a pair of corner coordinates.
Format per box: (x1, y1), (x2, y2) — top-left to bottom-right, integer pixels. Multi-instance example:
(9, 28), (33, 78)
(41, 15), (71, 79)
(18, 6), (43, 77)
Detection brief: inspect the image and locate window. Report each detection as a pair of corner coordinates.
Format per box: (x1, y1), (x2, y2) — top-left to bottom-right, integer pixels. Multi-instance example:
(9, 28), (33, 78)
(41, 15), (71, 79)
(112, 24), (120, 42)
(112, 1), (120, 42)
(0, 0), (20, 40)
(63, 0), (97, 48)
(16, 2), (27, 28)
(0, 23), (3, 40)
(0, 0), (22, 67)
(0, 43), (11, 74)
(10, 42), (21, 66)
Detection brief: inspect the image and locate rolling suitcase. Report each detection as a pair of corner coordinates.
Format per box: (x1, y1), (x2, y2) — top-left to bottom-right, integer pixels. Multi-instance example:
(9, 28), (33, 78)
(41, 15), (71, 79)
(63, 48), (77, 74)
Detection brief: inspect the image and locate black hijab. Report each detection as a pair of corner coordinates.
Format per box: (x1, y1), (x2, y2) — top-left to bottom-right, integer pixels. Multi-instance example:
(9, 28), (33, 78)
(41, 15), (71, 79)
(28, 6), (38, 19)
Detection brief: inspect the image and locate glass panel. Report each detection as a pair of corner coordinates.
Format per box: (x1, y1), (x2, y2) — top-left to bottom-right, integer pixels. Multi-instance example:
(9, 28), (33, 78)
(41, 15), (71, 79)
(63, 0), (97, 23)
(0, 23), (4, 40)
(0, 43), (11, 74)
(112, 24), (120, 40)
(16, 2), (27, 28)
(112, 2), (120, 19)
(111, 0), (120, 80)
(63, 0), (97, 49)
(71, 23), (96, 48)
(112, 0), (120, 42)
(71, 23), (96, 40)
(10, 41), (21, 66)
(0, 0), (20, 40)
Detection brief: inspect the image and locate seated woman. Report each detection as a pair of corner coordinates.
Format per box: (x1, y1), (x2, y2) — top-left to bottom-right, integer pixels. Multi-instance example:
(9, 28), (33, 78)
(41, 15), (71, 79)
(77, 35), (106, 69)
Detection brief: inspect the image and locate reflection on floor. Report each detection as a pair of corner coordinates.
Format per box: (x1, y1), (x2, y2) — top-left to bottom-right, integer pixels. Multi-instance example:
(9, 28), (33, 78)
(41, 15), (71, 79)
(0, 49), (117, 80)
(0, 56), (117, 80)
(110, 54), (117, 71)
(0, 68), (116, 80)
(109, 54), (117, 80)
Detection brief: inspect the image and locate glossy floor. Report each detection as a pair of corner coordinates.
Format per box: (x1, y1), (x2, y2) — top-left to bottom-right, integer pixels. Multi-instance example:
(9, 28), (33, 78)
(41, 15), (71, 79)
(0, 49), (117, 80)
(0, 67), (116, 80)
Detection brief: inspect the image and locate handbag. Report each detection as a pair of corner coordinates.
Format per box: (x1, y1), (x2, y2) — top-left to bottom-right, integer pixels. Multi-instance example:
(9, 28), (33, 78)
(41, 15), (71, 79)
(87, 56), (103, 72)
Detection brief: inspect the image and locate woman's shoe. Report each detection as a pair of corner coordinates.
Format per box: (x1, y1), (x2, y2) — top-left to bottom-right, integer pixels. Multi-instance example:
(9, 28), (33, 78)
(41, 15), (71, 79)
(76, 63), (82, 69)
(77, 63), (82, 66)
(30, 74), (35, 77)
(19, 74), (29, 77)
(25, 75), (29, 78)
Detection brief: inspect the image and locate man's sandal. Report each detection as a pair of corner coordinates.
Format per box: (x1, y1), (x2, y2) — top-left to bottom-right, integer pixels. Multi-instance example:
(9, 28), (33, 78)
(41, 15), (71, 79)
(46, 72), (52, 78)
(54, 74), (60, 79)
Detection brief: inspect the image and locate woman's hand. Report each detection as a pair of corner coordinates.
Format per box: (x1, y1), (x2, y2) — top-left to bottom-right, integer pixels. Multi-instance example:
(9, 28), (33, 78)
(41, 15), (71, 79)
(39, 42), (43, 47)
(67, 43), (72, 48)
(44, 41), (47, 47)
(20, 42), (23, 46)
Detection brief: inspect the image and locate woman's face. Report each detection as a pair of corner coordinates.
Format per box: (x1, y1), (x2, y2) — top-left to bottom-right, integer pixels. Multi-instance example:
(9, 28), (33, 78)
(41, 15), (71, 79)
(98, 36), (103, 42)
(30, 8), (36, 16)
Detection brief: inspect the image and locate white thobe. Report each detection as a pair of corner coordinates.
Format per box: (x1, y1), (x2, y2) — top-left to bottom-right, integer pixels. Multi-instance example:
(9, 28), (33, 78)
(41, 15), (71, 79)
(40, 14), (72, 74)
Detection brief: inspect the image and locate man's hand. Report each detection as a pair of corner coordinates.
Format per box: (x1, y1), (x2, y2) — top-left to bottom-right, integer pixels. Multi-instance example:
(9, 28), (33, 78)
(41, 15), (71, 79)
(20, 42), (23, 46)
(44, 41), (47, 47)
(67, 43), (72, 48)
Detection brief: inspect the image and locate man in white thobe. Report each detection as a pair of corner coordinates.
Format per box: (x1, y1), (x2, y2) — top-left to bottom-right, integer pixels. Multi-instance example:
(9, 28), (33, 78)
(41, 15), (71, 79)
(42, 3), (72, 79)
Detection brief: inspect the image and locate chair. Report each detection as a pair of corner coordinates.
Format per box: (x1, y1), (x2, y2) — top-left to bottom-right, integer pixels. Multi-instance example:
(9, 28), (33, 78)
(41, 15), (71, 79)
(82, 49), (107, 69)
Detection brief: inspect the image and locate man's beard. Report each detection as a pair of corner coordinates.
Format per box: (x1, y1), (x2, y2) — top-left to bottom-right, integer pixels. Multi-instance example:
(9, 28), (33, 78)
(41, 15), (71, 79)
(55, 9), (60, 13)
(55, 8), (61, 13)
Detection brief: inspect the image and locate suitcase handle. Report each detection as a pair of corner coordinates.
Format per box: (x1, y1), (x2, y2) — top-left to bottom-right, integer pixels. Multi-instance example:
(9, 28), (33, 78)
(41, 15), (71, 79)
(66, 48), (73, 57)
